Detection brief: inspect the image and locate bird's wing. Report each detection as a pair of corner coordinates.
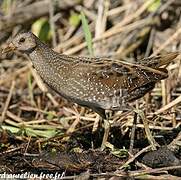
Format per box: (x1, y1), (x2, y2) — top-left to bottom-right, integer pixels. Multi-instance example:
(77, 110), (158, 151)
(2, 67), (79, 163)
(56, 53), (177, 93)
(87, 58), (168, 92)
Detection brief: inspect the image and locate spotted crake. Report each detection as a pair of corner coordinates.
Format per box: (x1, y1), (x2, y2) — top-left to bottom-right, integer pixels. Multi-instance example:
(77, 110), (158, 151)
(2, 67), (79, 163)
(3, 32), (179, 118)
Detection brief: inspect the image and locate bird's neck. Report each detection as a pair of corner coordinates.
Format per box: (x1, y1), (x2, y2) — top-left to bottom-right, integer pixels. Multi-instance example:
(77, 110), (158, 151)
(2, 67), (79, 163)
(29, 38), (72, 66)
(29, 39), (54, 62)
(28, 39), (71, 88)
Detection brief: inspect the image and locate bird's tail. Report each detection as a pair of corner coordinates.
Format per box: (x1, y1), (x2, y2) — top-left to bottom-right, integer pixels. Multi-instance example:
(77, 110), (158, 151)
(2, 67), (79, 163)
(140, 52), (180, 68)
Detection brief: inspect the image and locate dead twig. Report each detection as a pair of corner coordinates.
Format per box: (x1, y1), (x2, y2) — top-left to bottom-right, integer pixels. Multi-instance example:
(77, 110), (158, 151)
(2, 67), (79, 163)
(155, 95), (181, 115)
(0, 80), (15, 124)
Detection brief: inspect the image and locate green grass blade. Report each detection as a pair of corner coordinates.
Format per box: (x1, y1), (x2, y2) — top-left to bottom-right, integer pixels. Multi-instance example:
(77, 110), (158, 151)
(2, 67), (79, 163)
(80, 11), (94, 56)
(146, 0), (161, 12)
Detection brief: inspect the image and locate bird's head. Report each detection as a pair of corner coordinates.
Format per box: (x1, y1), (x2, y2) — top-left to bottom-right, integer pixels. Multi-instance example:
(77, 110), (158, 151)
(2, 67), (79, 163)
(3, 32), (37, 54)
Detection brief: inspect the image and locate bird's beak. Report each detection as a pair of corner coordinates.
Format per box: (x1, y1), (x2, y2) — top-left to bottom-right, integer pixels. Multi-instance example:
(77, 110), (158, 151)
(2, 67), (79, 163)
(2, 43), (16, 54)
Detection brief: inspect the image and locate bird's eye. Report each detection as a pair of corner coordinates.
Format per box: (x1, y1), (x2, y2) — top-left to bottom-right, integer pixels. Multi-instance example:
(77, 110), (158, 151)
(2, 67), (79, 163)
(19, 37), (25, 43)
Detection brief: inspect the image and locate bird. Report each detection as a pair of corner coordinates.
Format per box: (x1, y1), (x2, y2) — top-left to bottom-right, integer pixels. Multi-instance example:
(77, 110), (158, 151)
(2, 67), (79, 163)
(3, 32), (179, 147)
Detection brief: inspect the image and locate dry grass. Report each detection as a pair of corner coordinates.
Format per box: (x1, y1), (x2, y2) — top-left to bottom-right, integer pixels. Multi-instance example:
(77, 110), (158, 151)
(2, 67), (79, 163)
(0, 0), (181, 178)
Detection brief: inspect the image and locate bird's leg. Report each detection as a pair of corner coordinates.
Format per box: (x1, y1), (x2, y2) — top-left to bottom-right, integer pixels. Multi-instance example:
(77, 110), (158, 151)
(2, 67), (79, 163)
(129, 112), (137, 154)
(101, 120), (110, 150)
(101, 110), (112, 150)
(134, 109), (159, 150)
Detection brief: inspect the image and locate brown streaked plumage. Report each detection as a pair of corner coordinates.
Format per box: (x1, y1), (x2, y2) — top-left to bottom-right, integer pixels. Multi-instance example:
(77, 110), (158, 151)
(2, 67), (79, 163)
(3, 32), (179, 118)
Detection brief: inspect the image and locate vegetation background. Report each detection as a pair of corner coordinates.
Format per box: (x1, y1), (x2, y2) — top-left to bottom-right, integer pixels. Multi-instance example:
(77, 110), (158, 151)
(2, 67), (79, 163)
(0, 0), (181, 179)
